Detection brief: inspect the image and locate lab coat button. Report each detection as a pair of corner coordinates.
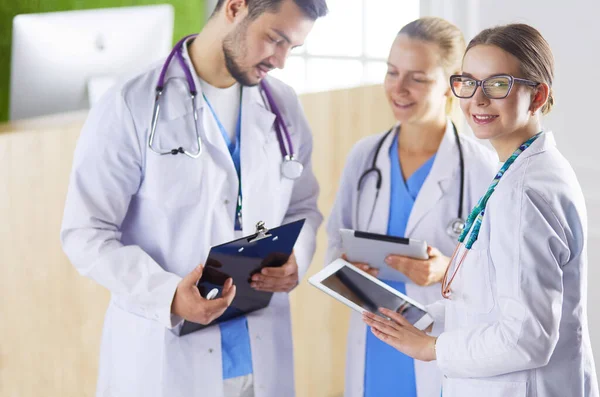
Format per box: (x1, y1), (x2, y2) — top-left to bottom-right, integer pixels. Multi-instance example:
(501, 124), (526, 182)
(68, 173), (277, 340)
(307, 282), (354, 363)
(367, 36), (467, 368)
(209, 348), (213, 353)
(224, 199), (230, 205)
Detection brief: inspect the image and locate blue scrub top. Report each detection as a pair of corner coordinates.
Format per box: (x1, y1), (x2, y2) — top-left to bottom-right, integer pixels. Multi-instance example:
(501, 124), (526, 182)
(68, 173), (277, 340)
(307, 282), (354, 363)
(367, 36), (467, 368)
(204, 95), (253, 380)
(364, 132), (436, 397)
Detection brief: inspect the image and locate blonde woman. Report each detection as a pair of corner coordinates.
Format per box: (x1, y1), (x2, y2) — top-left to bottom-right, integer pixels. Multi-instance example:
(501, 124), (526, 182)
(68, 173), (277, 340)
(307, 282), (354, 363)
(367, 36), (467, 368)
(325, 17), (497, 397)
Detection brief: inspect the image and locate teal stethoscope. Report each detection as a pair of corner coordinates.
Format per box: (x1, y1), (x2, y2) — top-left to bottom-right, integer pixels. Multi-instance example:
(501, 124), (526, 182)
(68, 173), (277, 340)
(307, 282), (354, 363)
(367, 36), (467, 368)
(441, 131), (543, 298)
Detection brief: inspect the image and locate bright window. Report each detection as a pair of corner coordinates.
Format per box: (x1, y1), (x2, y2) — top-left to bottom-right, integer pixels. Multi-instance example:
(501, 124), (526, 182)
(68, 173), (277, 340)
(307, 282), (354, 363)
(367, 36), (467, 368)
(271, 0), (420, 93)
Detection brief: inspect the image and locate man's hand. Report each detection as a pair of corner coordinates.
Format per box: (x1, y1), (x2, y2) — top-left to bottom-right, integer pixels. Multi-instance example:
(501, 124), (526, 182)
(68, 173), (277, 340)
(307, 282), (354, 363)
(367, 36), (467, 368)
(251, 252), (299, 293)
(171, 264), (236, 324)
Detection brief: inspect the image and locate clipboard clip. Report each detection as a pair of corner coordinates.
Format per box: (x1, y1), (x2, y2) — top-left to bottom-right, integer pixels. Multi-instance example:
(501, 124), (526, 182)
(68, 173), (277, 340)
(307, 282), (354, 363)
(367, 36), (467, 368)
(248, 221), (272, 243)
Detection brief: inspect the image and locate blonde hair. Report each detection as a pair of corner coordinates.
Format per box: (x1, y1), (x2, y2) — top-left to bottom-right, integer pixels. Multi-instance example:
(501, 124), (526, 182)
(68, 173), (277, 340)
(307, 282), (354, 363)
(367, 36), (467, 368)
(398, 17), (466, 115)
(466, 24), (555, 114)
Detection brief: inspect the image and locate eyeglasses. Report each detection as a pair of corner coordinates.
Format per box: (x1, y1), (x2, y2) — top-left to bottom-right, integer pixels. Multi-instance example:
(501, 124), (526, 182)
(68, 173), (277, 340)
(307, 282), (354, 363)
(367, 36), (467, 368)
(450, 74), (539, 99)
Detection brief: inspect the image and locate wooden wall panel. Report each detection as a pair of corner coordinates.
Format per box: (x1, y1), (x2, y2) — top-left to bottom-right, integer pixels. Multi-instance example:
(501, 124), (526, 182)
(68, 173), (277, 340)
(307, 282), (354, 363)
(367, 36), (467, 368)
(0, 111), (110, 397)
(292, 84), (395, 397)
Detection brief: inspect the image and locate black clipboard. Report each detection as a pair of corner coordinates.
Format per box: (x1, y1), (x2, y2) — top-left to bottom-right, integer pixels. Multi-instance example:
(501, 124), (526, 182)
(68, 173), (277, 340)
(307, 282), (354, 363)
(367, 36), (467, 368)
(179, 218), (306, 336)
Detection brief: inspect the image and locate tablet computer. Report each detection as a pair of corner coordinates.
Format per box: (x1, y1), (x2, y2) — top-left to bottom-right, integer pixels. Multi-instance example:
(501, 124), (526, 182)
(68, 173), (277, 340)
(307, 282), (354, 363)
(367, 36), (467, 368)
(309, 258), (433, 330)
(340, 228), (428, 282)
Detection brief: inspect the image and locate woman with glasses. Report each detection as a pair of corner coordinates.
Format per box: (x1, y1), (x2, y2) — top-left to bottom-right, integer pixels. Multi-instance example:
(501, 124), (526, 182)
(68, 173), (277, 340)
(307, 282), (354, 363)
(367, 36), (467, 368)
(362, 23), (599, 397)
(325, 17), (497, 397)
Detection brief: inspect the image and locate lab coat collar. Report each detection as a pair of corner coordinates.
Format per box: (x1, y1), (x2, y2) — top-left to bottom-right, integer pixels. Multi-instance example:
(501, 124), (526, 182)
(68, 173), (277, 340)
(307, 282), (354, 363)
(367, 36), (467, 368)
(158, 37), (205, 122)
(498, 130), (555, 175)
(521, 130), (555, 158)
(405, 119), (460, 236)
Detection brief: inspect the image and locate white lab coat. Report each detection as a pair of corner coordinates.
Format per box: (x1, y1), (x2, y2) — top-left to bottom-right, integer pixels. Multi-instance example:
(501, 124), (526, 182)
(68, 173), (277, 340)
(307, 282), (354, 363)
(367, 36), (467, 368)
(429, 132), (599, 397)
(325, 121), (498, 397)
(60, 43), (322, 397)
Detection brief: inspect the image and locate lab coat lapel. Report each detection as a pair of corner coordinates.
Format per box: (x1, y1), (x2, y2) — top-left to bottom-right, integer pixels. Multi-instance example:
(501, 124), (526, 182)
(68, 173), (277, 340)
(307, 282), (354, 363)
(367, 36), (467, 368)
(405, 121), (458, 237)
(240, 85), (277, 232)
(363, 126), (397, 234)
(240, 85), (276, 185)
(159, 38), (232, 157)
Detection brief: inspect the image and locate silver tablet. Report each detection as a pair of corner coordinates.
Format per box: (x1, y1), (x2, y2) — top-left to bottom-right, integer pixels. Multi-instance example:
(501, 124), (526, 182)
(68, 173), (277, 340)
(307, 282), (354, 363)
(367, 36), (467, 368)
(340, 229), (428, 282)
(309, 259), (433, 331)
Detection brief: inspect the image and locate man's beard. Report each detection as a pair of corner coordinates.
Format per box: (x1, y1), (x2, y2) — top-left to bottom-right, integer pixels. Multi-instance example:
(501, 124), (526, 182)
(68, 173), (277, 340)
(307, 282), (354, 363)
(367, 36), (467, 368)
(222, 21), (258, 87)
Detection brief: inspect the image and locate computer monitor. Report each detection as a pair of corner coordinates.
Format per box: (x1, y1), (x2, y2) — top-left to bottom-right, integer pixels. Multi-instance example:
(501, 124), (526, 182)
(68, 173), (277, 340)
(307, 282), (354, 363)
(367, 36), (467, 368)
(9, 5), (174, 120)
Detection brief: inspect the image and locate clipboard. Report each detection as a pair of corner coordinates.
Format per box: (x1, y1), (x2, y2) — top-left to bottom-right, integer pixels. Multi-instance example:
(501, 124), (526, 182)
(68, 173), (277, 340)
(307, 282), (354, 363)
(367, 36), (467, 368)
(179, 218), (305, 336)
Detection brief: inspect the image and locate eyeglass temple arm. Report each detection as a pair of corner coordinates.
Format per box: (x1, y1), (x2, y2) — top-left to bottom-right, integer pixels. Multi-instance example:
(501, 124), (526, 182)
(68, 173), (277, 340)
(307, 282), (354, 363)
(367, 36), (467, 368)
(513, 77), (539, 87)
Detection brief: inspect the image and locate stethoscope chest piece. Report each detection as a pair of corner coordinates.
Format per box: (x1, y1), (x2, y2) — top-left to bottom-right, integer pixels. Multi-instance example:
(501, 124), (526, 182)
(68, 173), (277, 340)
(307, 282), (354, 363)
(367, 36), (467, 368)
(281, 156), (303, 180)
(446, 217), (466, 238)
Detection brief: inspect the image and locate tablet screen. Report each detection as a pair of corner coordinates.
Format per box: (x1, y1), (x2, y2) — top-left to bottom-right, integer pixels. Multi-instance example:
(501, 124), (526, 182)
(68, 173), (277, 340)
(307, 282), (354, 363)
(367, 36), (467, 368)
(321, 264), (427, 324)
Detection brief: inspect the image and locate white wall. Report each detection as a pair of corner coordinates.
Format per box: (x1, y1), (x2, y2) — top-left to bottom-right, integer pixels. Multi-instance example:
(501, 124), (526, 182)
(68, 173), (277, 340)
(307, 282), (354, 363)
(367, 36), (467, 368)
(423, 0), (600, 375)
(205, 0), (218, 21)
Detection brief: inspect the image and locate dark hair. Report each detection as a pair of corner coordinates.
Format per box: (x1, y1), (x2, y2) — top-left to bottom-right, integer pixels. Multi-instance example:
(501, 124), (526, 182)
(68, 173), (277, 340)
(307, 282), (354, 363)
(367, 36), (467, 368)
(466, 23), (555, 114)
(213, 0), (328, 20)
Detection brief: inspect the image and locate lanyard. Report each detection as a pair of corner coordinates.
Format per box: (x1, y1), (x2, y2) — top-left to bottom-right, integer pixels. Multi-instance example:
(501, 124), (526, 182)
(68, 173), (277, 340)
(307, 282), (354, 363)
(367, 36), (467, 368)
(202, 90), (244, 230)
(458, 131), (543, 248)
(441, 131), (543, 298)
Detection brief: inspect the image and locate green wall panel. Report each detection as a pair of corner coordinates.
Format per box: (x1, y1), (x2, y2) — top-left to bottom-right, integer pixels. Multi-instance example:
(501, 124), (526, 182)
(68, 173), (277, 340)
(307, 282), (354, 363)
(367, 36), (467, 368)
(0, 0), (206, 122)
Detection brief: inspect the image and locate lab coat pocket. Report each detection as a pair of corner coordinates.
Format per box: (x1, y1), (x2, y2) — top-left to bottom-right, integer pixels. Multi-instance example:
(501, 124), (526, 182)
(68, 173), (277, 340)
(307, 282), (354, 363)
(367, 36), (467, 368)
(444, 377), (527, 397)
(453, 246), (495, 315)
(107, 303), (165, 396)
(142, 142), (205, 209)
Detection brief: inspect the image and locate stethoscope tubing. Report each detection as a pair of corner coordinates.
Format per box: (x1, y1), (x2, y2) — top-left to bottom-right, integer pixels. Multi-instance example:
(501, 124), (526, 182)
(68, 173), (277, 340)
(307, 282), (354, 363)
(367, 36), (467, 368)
(355, 123), (465, 235)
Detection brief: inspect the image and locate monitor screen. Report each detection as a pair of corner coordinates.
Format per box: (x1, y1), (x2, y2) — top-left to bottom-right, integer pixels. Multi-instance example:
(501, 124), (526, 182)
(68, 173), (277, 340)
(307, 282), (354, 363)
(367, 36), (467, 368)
(10, 5), (174, 120)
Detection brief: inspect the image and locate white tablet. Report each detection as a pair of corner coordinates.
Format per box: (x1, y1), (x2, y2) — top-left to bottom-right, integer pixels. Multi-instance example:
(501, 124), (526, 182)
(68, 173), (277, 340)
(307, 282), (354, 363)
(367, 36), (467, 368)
(340, 229), (428, 282)
(309, 258), (433, 330)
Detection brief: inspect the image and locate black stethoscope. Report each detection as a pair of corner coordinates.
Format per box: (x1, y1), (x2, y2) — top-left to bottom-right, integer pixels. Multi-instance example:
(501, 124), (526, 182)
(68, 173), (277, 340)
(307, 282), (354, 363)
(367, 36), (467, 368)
(356, 122), (465, 238)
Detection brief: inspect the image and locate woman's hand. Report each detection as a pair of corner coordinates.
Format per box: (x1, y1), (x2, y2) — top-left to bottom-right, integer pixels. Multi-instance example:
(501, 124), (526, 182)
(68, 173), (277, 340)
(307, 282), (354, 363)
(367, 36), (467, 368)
(362, 307), (437, 362)
(342, 254), (379, 278)
(385, 246), (449, 286)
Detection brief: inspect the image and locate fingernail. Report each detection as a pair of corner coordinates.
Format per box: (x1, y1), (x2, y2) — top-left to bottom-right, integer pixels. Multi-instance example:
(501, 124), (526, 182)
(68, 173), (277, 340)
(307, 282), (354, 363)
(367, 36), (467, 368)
(384, 257), (391, 263)
(252, 275), (259, 281)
